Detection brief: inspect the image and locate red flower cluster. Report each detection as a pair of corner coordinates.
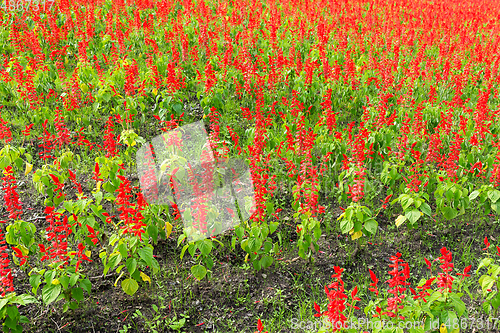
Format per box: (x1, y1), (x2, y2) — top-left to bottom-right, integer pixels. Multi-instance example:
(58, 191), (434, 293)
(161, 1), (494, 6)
(39, 206), (74, 265)
(2, 166), (22, 220)
(436, 247), (454, 293)
(115, 176), (148, 240)
(314, 266), (360, 331)
(0, 112), (12, 143)
(0, 229), (14, 296)
(103, 116), (119, 158)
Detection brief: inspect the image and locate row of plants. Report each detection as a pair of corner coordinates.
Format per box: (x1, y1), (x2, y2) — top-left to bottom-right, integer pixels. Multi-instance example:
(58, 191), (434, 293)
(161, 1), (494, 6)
(254, 242), (500, 333)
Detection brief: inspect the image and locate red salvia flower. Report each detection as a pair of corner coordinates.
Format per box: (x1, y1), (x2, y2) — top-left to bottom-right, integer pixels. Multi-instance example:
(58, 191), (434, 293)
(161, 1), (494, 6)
(2, 166), (22, 220)
(0, 229), (14, 296)
(483, 236), (490, 251)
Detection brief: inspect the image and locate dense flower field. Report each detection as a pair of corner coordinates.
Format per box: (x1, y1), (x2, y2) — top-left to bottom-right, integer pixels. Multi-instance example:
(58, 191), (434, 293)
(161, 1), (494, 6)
(1, 0), (500, 331)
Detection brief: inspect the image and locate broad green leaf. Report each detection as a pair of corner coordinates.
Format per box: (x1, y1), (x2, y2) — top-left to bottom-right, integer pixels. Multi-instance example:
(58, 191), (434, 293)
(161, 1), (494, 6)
(138, 247), (154, 267)
(420, 203), (432, 216)
(405, 209), (421, 225)
(449, 293), (466, 316)
(443, 207), (457, 220)
(198, 239), (213, 256)
(121, 278), (139, 296)
(480, 275), (496, 295)
(42, 284), (61, 305)
(247, 237), (262, 252)
(401, 196), (414, 210)
(260, 255), (273, 269)
(0, 298), (8, 310)
(180, 244), (189, 260)
(104, 252), (122, 276)
(340, 217), (354, 233)
(191, 265), (207, 280)
(126, 258), (137, 275)
(80, 278), (91, 295)
(469, 190), (480, 200)
(364, 219), (378, 235)
(72, 287), (84, 301)
(6, 305), (19, 319)
(491, 292), (500, 310)
(488, 190), (500, 203)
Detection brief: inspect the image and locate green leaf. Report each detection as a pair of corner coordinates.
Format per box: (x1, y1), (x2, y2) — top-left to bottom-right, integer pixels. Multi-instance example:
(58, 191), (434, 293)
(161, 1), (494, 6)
(489, 190), (500, 203)
(191, 265), (207, 280)
(405, 209), (421, 225)
(440, 310), (459, 333)
(103, 181), (117, 194)
(364, 219), (378, 235)
(147, 224), (158, 243)
(121, 278), (139, 296)
(63, 201), (74, 213)
(69, 301), (79, 310)
(105, 252), (122, 276)
(235, 226), (244, 239)
(443, 207), (457, 220)
(93, 191), (103, 205)
(401, 196), (414, 210)
(260, 255), (273, 269)
(266, 200), (274, 216)
(126, 258), (137, 275)
(480, 275), (496, 295)
(0, 298), (9, 310)
(204, 256), (214, 270)
(469, 190), (480, 200)
(0, 156), (9, 169)
(69, 273), (80, 287)
(356, 210), (364, 222)
(172, 103), (183, 115)
(138, 246), (154, 267)
(247, 237), (262, 252)
(29, 274), (41, 295)
(420, 203), (432, 216)
(426, 291), (442, 306)
(59, 276), (70, 290)
(71, 287), (84, 301)
(449, 294), (466, 316)
(340, 217), (354, 233)
(80, 278), (91, 295)
(491, 292), (500, 310)
(42, 284), (61, 305)
(353, 221), (363, 233)
(6, 305), (19, 319)
(198, 239), (213, 256)
(269, 221), (279, 234)
(118, 243), (128, 258)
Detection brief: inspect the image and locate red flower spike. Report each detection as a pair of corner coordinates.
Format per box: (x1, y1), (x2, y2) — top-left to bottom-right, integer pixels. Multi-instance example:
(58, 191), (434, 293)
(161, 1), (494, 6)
(254, 318), (267, 333)
(314, 302), (323, 317)
(483, 236), (490, 251)
(425, 257), (432, 270)
(86, 225), (95, 234)
(351, 286), (361, 301)
(458, 265), (472, 279)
